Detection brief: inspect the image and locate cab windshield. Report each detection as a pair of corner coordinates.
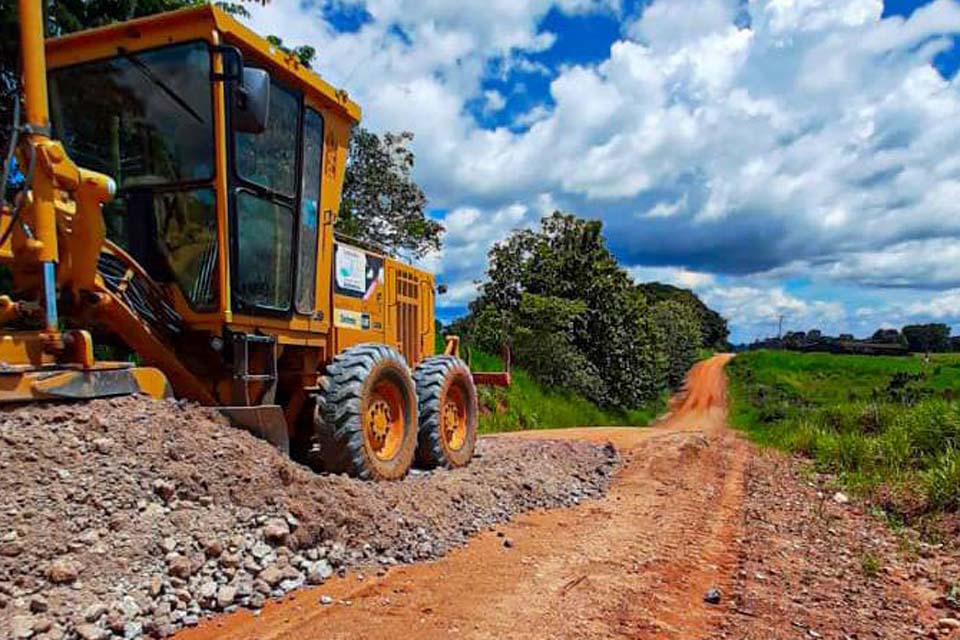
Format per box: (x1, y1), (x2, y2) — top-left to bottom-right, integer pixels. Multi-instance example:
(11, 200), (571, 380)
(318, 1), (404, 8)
(49, 41), (214, 186)
(49, 42), (219, 310)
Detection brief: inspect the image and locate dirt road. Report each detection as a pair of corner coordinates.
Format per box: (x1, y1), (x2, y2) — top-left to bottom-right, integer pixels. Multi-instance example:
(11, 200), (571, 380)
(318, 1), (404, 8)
(179, 355), (745, 639)
(178, 354), (953, 639)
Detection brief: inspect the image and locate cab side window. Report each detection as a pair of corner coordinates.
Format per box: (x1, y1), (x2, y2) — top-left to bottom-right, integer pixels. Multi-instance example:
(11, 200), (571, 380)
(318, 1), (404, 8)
(296, 109), (324, 314)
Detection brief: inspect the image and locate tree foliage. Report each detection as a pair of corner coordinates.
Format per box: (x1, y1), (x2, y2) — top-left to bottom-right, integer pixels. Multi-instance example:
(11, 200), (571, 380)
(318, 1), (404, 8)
(652, 300), (702, 388)
(464, 212), (665, 410)
(902, 324), (951, 353)
(636, 281), (729, 349)
(339, 128), (442, 258)
(872, 328), (907, 345)
(265, 34), (316, 69)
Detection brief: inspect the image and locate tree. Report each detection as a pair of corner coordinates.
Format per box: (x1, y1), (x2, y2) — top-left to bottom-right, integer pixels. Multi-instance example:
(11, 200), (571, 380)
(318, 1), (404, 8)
(467, 212), (665, 410)
(636, 282), (729, 349)
(339, 128), (442, 258)
(902, 324), (951, 353)
(508, 294), (604, 401)
(652, 300), (701, 388)
(265, 35), (316, 68)
(872, 328), (906, 345)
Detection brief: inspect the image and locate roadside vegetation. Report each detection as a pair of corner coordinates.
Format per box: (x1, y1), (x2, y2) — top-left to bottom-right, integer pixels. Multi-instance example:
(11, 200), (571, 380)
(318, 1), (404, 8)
(728, 350), (960, 529)
(467, 351), (666, 433)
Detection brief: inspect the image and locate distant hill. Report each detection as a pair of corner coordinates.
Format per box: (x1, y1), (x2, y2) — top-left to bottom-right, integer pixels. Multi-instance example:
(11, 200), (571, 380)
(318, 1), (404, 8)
(636, 282), (729, 349)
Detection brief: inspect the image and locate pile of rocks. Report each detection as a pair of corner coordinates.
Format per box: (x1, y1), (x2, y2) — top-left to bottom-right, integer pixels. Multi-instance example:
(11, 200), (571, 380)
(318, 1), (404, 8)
(0, 397), (617, 639)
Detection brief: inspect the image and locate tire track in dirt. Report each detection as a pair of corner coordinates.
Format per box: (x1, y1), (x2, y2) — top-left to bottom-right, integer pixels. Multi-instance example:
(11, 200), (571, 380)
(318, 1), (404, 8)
(179, 354), (750, 639)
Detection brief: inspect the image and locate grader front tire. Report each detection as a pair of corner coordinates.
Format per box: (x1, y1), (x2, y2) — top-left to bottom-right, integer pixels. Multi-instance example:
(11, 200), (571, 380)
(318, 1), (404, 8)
(313, 344), (418, 481)
(414, 356), (478, 469)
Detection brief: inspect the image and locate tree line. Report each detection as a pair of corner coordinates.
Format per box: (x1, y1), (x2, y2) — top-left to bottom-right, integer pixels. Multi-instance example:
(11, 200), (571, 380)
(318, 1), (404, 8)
(748, 323), (960, 355)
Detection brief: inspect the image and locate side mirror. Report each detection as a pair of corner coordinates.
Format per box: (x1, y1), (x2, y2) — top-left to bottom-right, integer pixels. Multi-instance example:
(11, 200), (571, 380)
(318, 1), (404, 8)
(437, 284), (448, 295)
(233, 68), (270, 134)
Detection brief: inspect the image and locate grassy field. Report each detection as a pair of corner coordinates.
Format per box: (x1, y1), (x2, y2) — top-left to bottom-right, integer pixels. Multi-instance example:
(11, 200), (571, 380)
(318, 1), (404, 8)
(728, 350), (960, 523)
(468, 351), (666, 433)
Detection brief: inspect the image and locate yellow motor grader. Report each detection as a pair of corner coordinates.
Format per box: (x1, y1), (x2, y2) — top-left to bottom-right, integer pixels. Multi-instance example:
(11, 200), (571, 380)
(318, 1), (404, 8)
(0, 1), (508, 480)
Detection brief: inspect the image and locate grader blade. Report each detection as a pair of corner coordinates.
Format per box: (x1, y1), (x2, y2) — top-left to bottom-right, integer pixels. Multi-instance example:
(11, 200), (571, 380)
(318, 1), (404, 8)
(217, 405), (290, 454)
(0, 365), (171, 402)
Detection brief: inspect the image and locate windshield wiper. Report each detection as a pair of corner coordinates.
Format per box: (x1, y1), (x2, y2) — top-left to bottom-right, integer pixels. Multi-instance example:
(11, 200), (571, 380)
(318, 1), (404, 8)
(119, 48), (204, 124)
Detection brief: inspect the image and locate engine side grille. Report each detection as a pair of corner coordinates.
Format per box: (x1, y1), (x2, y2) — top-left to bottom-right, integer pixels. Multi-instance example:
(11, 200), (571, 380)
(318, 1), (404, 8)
(395, 269), (420, 365)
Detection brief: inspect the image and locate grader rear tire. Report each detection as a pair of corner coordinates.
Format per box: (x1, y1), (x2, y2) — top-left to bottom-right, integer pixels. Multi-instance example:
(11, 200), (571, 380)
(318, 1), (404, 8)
(413, 356), (478, 469)
(312, 344), (418, 480)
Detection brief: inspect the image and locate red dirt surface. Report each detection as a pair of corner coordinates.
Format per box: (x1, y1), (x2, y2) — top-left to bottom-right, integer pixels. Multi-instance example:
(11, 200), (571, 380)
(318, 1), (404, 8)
(178, 355), (960, 639)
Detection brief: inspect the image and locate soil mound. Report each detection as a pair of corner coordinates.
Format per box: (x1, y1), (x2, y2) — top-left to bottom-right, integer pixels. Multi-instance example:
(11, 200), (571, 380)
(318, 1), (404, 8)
(0, 396), (617, 639)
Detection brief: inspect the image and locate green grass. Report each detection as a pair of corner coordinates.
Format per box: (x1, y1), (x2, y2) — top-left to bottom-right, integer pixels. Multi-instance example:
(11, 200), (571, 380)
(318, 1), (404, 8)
(728, 350), (960, 521)
(466, 351), (665, 433)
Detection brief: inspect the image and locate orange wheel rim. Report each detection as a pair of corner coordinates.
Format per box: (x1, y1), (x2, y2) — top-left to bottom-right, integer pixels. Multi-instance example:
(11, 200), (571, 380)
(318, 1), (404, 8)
(364, 380), (405, 461)
(441, 384), (468, 452)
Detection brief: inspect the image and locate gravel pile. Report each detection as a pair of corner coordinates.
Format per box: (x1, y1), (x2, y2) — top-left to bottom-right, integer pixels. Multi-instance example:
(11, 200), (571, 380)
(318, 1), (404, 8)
(0, 397), (617, 640)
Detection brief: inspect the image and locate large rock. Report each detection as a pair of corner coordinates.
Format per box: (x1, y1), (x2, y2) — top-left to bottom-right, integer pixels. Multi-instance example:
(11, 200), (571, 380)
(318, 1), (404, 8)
(259, 566), (284, 587)
(262, 519), (290, 544)
(47, 558), (81, 584)
(167, 555), (192, 579)
(74, 623), (108, 640)
(151, 479), (176, 503)
(306, 560), (334, 585)
(82, 602), (107, 623)
(198, 581), (218, 601)
(216, 585), (237, 609)
(11, 616), (33, 639)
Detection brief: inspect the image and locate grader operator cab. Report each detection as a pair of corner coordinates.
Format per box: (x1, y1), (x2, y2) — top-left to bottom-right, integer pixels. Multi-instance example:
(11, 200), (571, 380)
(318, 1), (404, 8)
(0, 2), (507, 480)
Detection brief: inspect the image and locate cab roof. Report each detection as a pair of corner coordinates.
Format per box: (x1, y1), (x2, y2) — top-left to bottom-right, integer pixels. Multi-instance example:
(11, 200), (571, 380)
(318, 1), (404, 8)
(45, 5), (362, 124)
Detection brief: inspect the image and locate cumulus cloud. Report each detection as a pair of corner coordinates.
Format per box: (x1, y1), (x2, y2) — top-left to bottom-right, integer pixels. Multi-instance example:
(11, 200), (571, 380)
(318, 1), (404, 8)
(702, 284), (847, 339)
(243, 0), (960, 341)
(627, 265), (716, 290)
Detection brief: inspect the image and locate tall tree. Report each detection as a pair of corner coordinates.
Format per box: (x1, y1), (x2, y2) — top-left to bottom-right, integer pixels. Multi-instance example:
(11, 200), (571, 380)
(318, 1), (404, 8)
(902, 324), (951, 353)
(467, 212), (666, 410)
(652, 300), (701, 388)
(636, 281), (729, 349)
(338, 128), (442, 258)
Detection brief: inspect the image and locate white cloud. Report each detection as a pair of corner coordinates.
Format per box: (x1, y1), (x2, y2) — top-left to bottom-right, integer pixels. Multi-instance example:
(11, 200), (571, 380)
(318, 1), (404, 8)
(769, 238), (960, 289)
(640, 194), (687, 219)
(628, 265), (716, 290)
(627, 0), (740, 48)
(702, 284), (847, 338)
(482, 89), (507, 114)
(904, 289), (960, 322)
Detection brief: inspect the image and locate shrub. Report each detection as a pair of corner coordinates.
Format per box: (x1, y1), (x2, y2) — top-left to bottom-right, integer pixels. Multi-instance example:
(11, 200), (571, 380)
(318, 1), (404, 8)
(652, 300), (701, 389)
(925, 448), (960, 511)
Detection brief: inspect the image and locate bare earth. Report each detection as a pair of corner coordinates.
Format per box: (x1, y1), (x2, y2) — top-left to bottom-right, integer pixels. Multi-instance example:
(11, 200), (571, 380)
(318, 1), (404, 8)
(179, 355), (960, 640)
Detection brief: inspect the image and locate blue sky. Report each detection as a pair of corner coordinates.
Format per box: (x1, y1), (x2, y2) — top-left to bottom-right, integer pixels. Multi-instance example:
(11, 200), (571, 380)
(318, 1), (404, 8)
(245, 0), (960, 343)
